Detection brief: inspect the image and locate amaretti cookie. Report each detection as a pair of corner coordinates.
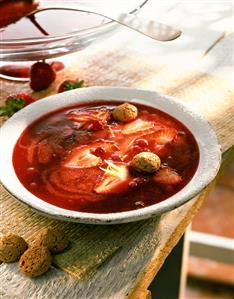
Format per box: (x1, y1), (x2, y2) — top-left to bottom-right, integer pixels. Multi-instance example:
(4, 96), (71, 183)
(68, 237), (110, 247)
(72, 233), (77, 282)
(112, 103), (138, 123)
(33, 227), (69, 254)
(19, 245), (52, 277)
(0, 233), (28, 262)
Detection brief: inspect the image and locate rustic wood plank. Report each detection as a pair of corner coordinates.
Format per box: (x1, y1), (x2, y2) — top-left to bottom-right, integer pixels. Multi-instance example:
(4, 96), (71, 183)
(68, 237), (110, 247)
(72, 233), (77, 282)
(0, 187), (159, 280)
(1, 50), (233, 299)
(200, 32), (234, 85)
(129, 31), (234, 298)
(0, 182), (220, 299)
(1, 48), (233, 299)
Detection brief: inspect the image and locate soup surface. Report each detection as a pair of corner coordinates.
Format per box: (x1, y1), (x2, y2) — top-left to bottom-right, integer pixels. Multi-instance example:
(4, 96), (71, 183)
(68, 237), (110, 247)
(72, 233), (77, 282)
(13, 101), (199, 213)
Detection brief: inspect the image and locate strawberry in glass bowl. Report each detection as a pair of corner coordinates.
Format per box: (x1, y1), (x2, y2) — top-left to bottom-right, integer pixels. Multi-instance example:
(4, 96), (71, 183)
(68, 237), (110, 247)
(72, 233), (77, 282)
(0, 0), (148, 81)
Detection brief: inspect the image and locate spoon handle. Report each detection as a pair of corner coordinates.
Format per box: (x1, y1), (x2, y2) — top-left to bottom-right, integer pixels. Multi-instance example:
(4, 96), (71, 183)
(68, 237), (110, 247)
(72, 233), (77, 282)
(28, 7), (182, 42)
(109, 12), (181, 41)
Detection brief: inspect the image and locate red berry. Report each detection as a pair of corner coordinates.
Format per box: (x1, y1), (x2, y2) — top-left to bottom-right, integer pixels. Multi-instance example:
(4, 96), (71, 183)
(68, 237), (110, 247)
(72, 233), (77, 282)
(134, 138), (149, 148)
(128, 177), (148, 189)
(0, 64), (30, 78)
(6, 92), (36, 106)
(91, 120), (104, 131)
(50, 61), (65, 72)
(58, 79), (85, 93)
(133, 145), (142, 152)
(29, 182), (38, 189)
(93, 147), (105, 157)
(111, 153), (122, 161)
(134, 177), (148, 186)
(26, 167), (38, 176)
(12, 93), (35, 106)
(128, 181), (138, 188)
(58, 80), (74, 93)
(30, 62), (56, 91)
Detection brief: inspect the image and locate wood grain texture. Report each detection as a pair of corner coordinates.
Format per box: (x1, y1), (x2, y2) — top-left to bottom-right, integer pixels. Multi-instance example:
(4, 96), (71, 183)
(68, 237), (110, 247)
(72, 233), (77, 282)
(1, 46), (233, 149)
(0, 184), (219, 299)
(0, 186), (158, 280)
(1, 45), (234, 298)
(200, 32), (234, 85)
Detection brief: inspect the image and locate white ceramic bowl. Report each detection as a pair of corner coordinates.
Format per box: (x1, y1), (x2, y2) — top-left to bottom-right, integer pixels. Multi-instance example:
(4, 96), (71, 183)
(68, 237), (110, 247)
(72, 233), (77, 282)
(0, 87), (221, 224)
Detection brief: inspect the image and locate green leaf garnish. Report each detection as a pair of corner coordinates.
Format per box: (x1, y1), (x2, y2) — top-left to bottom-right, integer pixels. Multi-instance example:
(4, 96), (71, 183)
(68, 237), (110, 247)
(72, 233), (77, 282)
(65, 80), (85, 91)
(0, 98), (25, 117)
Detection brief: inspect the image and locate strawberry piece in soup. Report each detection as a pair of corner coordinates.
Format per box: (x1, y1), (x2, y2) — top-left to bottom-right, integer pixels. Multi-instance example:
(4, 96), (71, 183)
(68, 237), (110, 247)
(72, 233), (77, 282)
(122, 119), (154, 135)
(153, 167), (182, 185)
(142, 128), (177, 155)
(63, 146), (101, 168)
(63, 141), (119, 168)
(94, 161), (130, 194)
(67, 109), (110, 130)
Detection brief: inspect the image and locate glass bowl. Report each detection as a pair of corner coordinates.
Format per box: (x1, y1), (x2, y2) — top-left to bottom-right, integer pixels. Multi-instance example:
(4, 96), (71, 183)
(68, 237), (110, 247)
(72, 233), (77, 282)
(0, 0), (149, 62)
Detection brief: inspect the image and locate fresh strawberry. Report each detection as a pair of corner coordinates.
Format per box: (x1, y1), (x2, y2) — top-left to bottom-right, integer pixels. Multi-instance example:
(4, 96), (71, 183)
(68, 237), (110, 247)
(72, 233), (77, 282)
(118, 135), (137, 153)
(92, 147), (106, 158)
(85, 120), (104, 131)
(67, 109), (110, 130)
(90, 141), (119, 158)
(58, 79), (85, 93)
(50, 61), (65, 73)
(0, 61), (64, 80)
(8, 92), (36, 106)
(45, 167), (103, 198)
(94, 110), (111, 122)
(122, 119), (154, 135)
(110, 152), (122, 162)
(144, 128), (177, 145)
(141, 128), (177, 156)
(94, 161), (130, 194)
(0, 93), (36, 117)
(153, 167), (182, 185)
(117, 135), (149, 162)
(63, 146), (101, 168)
(68, 109), (110, 123)
(30, 61), (56, 91)
(68, 113), (96, 123)
(122, 144), (147, 163)
(134, 138), (149, 149)
(0, 64), (30, 78)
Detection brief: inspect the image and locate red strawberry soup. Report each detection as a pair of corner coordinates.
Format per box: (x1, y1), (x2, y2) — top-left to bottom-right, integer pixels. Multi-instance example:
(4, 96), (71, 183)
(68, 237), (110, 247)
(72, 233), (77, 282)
(13, 101), (199, 213)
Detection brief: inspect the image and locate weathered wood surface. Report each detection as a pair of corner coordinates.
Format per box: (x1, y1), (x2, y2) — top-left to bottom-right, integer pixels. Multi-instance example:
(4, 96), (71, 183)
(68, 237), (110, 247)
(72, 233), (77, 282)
(0, 187), (213, 299)
(1, 187), (161, 280)
(1, 1), (234, 298)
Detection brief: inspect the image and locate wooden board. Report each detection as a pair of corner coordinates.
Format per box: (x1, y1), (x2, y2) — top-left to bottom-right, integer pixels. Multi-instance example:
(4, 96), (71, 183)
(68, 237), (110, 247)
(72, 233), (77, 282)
(0, 185), (216, 299)
(1, 46), (233, 298)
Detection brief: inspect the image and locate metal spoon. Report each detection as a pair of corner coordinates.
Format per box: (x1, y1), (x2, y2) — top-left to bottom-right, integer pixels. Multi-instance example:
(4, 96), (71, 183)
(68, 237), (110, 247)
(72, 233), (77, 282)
(28, 7), (182, 41)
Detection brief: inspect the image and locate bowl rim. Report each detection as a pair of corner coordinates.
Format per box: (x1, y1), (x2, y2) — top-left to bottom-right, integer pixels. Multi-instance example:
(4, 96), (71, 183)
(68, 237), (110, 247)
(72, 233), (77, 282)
(0, 86), (221, 224)
(0, 0), (149, 45)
